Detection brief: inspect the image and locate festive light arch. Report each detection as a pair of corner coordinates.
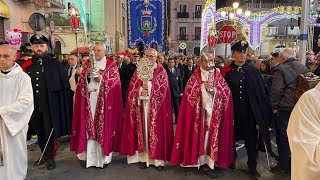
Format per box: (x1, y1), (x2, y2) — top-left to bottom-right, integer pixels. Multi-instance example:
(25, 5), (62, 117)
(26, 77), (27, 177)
(200, 0), (216, 52)
(215, 6), (301, 50)
(200, 1), (303, 51)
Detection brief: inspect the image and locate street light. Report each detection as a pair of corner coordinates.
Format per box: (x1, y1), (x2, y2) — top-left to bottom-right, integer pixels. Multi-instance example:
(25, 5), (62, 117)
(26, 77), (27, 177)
(68, 4), (81, 59)
(233, 2), (239, 9)
(245, 10), (251, 17)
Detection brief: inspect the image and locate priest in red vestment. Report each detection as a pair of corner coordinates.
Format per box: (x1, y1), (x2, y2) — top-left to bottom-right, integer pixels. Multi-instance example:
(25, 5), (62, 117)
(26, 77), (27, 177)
(170, 53), (234, 178)
(70, 42), (123, 168)
(120, 48), (173, 170)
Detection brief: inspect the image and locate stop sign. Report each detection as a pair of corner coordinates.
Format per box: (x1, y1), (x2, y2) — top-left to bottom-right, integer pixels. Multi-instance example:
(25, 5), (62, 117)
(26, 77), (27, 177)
(219, 25), (237, 44)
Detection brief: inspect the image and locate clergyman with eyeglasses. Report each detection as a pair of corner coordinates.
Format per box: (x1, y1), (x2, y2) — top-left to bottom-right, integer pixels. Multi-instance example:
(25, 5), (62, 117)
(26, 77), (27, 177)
(70, 42), (123, 169)
(0, 44), (34, 180)
(120, 48), (173, 171)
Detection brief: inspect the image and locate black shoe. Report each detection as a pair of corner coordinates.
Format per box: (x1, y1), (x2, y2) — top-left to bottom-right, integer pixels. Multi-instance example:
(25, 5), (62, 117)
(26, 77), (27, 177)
(103, 163), (108, 169)
(139, 162), (147, 169)
(249, 168), (261, 177)
(270, 166), (289, 177)
(229, 163), (236, 169)
(157, 166), (164, 171)
(46, 158), (56, 170)
(204, 169), (218, 178)
(34, 158), (47, 166)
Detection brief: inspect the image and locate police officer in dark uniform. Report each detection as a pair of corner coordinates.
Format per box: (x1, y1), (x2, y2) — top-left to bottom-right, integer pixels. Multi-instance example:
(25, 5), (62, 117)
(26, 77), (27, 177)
(222, 41), (272, 177)
(23, 34), (72, 170)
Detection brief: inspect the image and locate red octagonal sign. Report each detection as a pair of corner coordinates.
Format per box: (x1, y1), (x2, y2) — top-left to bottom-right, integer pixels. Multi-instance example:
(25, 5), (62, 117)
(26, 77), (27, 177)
(219, 25), (237, 44)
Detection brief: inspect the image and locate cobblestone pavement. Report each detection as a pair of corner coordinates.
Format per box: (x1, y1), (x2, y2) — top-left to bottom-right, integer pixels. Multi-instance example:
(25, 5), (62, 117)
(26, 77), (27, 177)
(26, 137), (290, 180)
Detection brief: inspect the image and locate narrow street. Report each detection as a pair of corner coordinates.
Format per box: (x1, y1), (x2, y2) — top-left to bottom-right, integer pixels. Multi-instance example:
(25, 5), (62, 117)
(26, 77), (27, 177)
(26, 137), (289, 180)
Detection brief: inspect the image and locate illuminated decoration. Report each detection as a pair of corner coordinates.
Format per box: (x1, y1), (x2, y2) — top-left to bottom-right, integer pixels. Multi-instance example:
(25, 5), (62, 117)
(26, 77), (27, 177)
(68, 4), (81, 59)
(89, 0), (104, 34)
(68, 4), (81, 29)
(215, 6), (301, 50)
(77, 0), (87, 32)
(200, 0), (216, 52)
(128, 0), (167, 52)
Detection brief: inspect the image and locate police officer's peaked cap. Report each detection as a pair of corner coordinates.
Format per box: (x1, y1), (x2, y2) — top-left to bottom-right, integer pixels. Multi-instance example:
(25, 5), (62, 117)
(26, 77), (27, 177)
(30, 34), (48, 44)
(231, 40), (248, 53)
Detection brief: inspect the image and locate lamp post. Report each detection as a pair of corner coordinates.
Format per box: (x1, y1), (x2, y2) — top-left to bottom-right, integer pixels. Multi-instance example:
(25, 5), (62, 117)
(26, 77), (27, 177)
(68, 4), (81, 59)
(220, 2), (251, 59)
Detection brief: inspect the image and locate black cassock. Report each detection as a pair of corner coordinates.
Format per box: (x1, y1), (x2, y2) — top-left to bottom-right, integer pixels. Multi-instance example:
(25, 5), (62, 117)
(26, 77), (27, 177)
(25, 55), (72, 159)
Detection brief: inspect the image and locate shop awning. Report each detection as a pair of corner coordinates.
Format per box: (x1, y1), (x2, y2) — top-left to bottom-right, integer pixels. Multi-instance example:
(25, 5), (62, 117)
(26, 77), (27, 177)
(0, 1), (10, 18)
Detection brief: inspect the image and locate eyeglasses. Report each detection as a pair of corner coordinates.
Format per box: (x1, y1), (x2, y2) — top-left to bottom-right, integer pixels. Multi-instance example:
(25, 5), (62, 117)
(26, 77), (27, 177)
(146, 55), (156, 59)
(0, 54), (12, 59)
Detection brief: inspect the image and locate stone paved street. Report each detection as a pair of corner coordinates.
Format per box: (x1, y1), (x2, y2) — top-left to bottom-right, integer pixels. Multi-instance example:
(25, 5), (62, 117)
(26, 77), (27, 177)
(26, 137), (290, 180)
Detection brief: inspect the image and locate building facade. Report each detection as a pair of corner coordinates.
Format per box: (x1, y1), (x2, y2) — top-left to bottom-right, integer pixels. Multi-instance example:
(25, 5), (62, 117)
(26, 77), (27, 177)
(67, 0), (128, 55)
(0, 0), (65, 51)
(169, 0), (206, 56)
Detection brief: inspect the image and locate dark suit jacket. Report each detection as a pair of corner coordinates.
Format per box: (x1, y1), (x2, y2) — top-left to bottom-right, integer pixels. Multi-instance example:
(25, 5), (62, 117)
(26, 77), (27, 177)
(117, 63), (128, 90)
(65, 64), (80, 83)
(175, 63), (185, 80)
(166, 67), (183, 98)
(127, 62), (137, 85)
(183, 65), (195, 88)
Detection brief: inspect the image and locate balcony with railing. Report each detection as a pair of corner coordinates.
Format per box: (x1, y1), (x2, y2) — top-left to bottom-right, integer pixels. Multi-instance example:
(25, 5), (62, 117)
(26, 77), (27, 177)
(13, 0), (65, 9)
(241, 3), (292, 11)
(177, 35), (188, 41)
(193, 34), (200, 40)
(267, 26), (299, 39)
(177, 12), (189, 18)
(46, 0), (65, 9)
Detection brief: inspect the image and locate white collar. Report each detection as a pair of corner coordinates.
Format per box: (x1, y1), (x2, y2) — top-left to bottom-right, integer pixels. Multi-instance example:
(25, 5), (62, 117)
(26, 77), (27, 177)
(1, 63), (18, 72)
(95, 56), (107, 69)
(0, 63), (22, 77)
(152, 63), (157, 70)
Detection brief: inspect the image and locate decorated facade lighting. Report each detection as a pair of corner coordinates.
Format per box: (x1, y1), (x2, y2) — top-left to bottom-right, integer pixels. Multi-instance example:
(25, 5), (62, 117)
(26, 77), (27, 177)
(221, 11), (227, 18)
(237, 9), (243, 15)
(229, 13), (235, 19)
(233, 2), (239, 9)
(245, 10), (251, 17)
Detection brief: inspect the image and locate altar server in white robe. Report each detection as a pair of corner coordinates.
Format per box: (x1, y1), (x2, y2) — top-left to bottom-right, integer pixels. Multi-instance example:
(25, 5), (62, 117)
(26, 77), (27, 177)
(287, 82), (320, 180)
(0, 44), (34, 180)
